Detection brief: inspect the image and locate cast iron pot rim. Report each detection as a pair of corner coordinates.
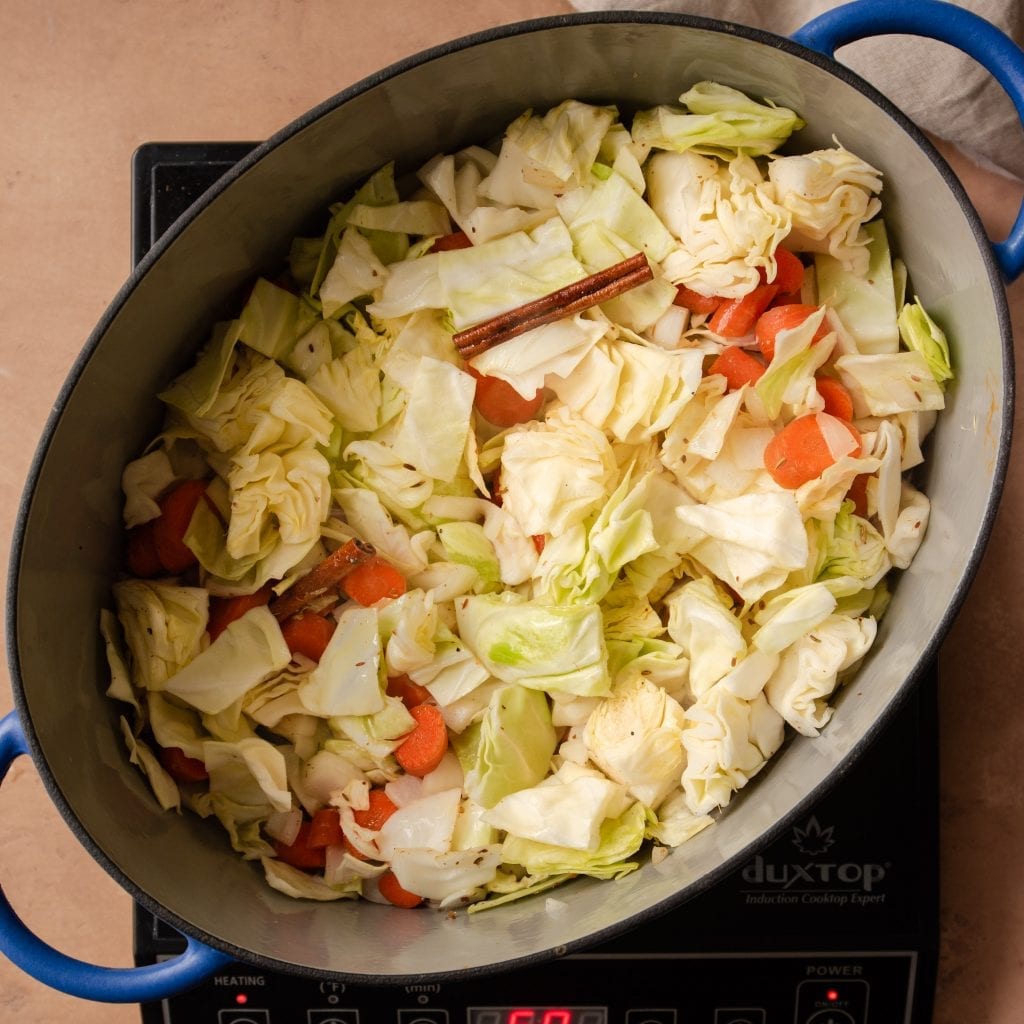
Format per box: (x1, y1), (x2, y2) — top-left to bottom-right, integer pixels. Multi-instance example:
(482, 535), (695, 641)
(5, 9), (1015, 984)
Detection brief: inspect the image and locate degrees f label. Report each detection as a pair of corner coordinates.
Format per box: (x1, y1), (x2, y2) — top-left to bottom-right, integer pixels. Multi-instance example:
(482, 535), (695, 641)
(740, 816), (889, 908)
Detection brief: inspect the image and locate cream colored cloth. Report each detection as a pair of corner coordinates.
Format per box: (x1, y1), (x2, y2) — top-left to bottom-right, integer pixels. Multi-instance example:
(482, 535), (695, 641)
(569, 0), (1024, 181)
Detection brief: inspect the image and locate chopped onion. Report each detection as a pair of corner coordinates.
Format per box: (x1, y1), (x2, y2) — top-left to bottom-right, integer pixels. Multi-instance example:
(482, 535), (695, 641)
(650, 845), (670, 866)
(335, 804), (382, 860)
(386, 773), (424, 807)
(324, 843), (386, 888)
(264, 807), (302, 847)
(421, 750), (464, 796)
(816, 411), (859, 461)
(650, 304), (689, 349)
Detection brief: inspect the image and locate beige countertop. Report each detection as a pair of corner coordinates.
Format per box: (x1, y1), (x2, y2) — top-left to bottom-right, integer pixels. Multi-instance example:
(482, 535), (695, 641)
(1, 2), (1022, 1022)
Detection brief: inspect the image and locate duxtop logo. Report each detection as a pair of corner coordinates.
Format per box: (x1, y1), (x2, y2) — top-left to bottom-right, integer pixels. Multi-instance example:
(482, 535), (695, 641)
(740, 816), (889, 907)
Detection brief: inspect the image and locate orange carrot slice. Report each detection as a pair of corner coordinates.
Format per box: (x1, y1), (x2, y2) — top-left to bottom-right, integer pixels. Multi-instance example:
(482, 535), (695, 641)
(152, 479), (208, 574)
(386, 674), (434, 711)
(466, 365), (544, 427)
(352, 789), (399, 832)
(207, 585), (273, 642)
(764, 413), (862, 489)
(766, 247), (805, 295)
(755, 304), (830, 362)
(341, 556), (407, 606)
(395, 704), (449, 778)
(708, 284), (779, 338)
(429, 230), (472, 252)
(280, 611), (337, 661)
(708, 345), (766, 390)
(159, 746), (208, 783)
(816, 376), (855, 422)
(378, 870), (424, 908)
(308, 807), (345, 849)
(673, 284), (723, 316)
(126, 520), (163, 578)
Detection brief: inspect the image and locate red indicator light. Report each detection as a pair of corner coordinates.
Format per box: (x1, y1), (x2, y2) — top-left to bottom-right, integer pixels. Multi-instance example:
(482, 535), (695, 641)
(827, 989), (840, 1002)
(235, 993), (249, 1006)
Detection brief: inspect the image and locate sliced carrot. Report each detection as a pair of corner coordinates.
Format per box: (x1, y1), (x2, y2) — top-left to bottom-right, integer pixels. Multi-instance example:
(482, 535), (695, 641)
(352, 788), (399, 831)
(273, 821), (326, 870)
(395, 703), (449, 778)
(754, 304), (830, 362)
(708, 284), (778, 339)
(378, 869), (424, 908)
(159, 746), (208, 783)
(466, 365), (544, 427)
(673, 284), (723, 316)
(708, 345), (766, 390)
(269, 537), (376, 622)
(816, 376), (855, 422)
(387, 674), (434, 710)
(765, 247), (805, 295)
(764, 413), (863, 489)
(341, 556), (407, 606)
(429, 230), (473, 252)
(847, 473), (872, 517)
(151, 479), (208, 574)
(207, 585), (274, 642)
(126, 520), (163, 578)
(308, 807), (345, 849)
(281, 611), (337, 661)
(531, 534), (546, 555)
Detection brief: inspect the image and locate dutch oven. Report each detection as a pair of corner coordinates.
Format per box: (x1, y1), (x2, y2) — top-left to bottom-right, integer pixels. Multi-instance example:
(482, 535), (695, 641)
(1, 0), (1020, 1003)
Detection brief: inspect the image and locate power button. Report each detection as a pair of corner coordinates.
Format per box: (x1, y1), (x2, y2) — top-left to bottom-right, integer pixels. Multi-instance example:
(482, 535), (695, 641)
(795, 979), (868, 1024)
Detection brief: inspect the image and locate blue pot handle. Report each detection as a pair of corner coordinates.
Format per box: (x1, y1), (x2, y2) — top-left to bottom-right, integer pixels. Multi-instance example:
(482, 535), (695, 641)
(0, 710), (233, 1003)
(791, 0), (1024, 281)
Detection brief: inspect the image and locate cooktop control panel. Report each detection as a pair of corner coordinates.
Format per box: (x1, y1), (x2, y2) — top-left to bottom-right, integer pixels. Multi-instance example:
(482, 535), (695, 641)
(142, 899), (920, 1024)
(142, 924), (917, 1024)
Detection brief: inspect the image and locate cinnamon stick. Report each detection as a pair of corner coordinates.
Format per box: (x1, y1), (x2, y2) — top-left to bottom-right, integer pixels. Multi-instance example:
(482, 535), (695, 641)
(453, 252), (654, 358)
(269, 537), (376, 622)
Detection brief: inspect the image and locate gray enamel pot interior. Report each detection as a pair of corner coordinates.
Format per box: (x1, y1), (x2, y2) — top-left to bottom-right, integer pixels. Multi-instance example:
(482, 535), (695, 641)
(8, 13), (1013, 982)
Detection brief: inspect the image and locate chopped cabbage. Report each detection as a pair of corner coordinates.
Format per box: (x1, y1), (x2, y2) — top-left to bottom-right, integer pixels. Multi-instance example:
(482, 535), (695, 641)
(453, 684), (557, 809)
(769, 144), (882, 274)
(632, 81), (804, 158)
(814, 221), (899, 353)
(501, 801), (646, 880)
(663, 577), (745, 696)
(163, 606), (291, 715)
(112, 580), (209, 690)
(582, 678), (687, 809)
(649, 151), (791, 298)
(498, 406), (618, 536)
(104, 82), (950, 911)
(682, 689), (785, 815)
(121, 448), (177, 527)
(455, 592), (609, 697)
(897, 296), (954, 387)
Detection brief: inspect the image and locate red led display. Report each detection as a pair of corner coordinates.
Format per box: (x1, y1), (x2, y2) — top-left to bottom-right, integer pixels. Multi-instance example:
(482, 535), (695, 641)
(469, 1009), (606, 1024)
